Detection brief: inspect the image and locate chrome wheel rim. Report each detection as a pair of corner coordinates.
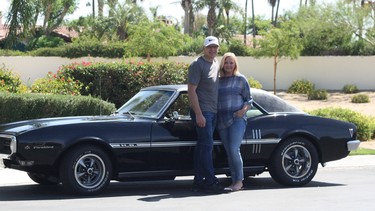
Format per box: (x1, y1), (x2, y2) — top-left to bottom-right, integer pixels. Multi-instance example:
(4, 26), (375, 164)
(74, 153), (106, 189)
(282, 145), (312, 179)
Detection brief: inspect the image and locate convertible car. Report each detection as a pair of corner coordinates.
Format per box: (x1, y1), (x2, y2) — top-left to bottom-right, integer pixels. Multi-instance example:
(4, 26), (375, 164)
(0, 84), (360, 195)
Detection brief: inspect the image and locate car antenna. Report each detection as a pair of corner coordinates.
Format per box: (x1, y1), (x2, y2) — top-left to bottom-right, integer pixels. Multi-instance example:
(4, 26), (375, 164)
(99, 68), (102, 116)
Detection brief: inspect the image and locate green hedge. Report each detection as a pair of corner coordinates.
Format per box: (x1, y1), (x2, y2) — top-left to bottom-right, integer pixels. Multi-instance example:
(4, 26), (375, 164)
(29, 47), (67, 57)
(59, 61), (189, 108)
(0, 92), (116, 124)
(64, 41), (126, 58)
(26, 41), (126, 58)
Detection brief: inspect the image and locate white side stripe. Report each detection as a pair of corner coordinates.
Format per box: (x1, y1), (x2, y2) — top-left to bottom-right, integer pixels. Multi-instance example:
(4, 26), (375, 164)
(252, 129), (262, 139)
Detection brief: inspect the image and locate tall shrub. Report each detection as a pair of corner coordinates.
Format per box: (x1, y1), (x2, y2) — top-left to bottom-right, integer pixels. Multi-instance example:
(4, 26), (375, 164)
(59, 61), (189, 108)
(310, 108), (373, 141)
(0, 65), (27, 93)
(31, 71), (82, 95)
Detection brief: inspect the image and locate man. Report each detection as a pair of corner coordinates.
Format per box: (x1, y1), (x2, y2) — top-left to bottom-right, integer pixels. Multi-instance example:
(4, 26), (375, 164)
(188, 36), (223, 193)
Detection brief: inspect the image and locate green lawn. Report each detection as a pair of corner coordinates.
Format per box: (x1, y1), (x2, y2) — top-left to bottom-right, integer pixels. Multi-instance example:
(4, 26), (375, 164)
(350, 147), (375, 155)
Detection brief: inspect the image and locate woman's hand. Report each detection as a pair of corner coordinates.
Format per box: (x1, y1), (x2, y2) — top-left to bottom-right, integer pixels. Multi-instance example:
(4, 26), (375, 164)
(234, 105), (250, 118)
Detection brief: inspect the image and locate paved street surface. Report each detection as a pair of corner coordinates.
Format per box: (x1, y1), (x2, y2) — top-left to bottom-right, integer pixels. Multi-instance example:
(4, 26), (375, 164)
(1, 155), (375, 211)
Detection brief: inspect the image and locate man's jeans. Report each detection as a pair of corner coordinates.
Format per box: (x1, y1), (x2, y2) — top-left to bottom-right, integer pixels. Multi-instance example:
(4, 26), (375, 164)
(218, 117), (246, 183)
(191, 110), (218, 185)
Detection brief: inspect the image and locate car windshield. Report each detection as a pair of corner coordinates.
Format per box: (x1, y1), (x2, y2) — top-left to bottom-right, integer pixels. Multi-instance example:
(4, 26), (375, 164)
(116, 90), (175, 118)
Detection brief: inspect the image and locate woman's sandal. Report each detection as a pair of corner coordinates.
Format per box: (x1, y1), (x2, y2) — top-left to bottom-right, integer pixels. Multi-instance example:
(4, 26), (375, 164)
(224, 186), (244, 192)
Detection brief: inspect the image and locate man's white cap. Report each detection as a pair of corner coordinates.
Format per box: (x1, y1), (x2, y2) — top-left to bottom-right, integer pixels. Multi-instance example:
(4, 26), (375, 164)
(204, 36), (219, 47)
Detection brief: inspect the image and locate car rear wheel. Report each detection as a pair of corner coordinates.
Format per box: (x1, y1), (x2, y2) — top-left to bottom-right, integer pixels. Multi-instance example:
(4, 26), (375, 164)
(59, 145), (112, 195)
(268, 137), (318, 186)
(27, 172), (60, 185)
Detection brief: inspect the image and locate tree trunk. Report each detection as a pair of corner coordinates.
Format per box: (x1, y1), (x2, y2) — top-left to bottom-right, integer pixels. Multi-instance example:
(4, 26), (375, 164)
(244, 0), (248, 44)
(189, 6), (194, 35)
(207, 0), (217, 35)
(275, 0), (280, 26)
(181, 0), (192, 35)
(98, 0), (104, 17)
(273, 55), (278, 95)
(252, 0), (256, 48)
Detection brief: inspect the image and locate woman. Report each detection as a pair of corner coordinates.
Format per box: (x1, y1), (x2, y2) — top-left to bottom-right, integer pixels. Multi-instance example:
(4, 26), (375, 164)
(217, 52), (253, 192)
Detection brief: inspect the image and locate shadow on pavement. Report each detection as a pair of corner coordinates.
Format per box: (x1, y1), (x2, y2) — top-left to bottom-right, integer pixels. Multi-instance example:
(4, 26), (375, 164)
(0, 176), (344, 202)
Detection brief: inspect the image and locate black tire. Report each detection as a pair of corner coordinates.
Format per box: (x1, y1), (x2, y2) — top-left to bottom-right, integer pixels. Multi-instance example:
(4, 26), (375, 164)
(59, 145), (112, 195)
(27, 172), (60, 185)
(268, 137), (318, 186)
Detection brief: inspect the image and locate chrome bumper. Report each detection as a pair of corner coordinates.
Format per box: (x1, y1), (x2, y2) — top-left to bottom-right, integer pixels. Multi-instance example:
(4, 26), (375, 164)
(347, 140), (361, 151)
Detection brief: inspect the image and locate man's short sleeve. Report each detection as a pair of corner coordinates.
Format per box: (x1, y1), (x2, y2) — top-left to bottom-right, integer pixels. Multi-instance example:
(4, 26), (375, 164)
(188, 60), (200, 85)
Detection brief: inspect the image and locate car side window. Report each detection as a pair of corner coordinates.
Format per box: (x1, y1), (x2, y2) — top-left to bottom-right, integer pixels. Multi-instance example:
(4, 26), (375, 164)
(166, 93), (191, 120)
(246, 106), (263, 118)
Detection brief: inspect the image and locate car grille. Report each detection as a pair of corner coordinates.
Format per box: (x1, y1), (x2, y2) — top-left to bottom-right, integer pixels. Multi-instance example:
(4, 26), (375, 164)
(0, 134), (15, 155)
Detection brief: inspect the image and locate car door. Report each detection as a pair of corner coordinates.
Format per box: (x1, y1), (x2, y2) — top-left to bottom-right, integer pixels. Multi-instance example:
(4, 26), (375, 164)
(150, 93), (197, 172)
(109, 121), (153, 173)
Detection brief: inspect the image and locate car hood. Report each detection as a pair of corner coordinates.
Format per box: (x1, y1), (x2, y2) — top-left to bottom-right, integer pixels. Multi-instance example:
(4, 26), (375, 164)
(0, 115), (132, 135)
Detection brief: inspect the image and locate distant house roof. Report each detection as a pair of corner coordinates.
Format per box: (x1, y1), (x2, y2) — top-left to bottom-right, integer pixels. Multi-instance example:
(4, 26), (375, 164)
(0, 21), (79, 42)
(51, 26), (80, 42)
(233, 34), (263, 47)
(0, 15), (7, 41)
(0, 24), (7, 41)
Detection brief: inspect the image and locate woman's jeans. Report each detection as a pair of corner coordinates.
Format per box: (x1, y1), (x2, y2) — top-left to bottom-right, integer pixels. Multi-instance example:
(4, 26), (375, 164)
(218, 117), (247, 183)
(191, 110), (218, 185)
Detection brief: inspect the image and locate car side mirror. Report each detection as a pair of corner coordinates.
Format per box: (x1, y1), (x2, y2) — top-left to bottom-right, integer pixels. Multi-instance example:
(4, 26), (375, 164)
(172, 111), (179, 120)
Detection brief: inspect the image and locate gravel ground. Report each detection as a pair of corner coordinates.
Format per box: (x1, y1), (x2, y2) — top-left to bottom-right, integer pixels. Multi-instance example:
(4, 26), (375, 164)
(276, 91), (375, 117)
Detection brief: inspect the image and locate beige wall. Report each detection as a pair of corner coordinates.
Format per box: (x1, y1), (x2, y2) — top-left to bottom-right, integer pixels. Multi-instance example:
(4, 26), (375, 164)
(1, 56), (374, 90)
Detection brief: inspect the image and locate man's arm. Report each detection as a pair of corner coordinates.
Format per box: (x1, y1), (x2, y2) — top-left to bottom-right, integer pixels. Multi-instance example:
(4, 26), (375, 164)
(188, 83), (206, 127)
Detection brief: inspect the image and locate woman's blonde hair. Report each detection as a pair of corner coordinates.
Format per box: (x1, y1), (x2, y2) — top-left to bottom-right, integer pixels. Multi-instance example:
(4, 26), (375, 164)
(219, 52), (240, 77)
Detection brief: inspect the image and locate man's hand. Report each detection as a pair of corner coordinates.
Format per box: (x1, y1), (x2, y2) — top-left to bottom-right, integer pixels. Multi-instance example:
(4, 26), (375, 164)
(195, 113), (206, 127)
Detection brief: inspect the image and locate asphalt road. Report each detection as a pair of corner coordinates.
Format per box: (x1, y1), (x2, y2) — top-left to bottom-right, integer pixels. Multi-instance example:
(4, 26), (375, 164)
(1, 156), (375, 211)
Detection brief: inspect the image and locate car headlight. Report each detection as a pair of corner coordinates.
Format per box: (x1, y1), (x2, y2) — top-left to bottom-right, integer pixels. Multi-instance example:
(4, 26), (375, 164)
(0, 134), (17, 155)
(9, 136), (17, 154)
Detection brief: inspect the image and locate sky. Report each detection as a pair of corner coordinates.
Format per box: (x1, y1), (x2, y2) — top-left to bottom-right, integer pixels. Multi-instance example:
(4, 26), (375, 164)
(1, 0), (337, 24)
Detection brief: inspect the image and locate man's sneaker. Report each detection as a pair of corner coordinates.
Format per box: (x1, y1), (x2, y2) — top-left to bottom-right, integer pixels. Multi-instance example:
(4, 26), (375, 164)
(191, 183), (205, 192)
(203, 182), (225, 193)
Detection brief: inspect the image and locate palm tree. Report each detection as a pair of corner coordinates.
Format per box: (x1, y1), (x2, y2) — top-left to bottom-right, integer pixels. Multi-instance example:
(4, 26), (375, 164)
(206, 0), (217, 35)
(4, 0), (35, 49)
(268, 0), (280, 26)
(181, 0), (194, 35)
(268, 0), (276, 24)
(244, 0), (248, 44)
(108, 0), (146, 40)
(274, 0), (280, 26)
(97, 0), (104, 17)
(42, 0), (76, 35)
(4, 0), (76, 47)
(107, 0), (119, 17)
(217, 0), (239, 26)
(244, 0), (255, 46)
(149, 6), (160, 20)
(252, 0), (256, 47)
(300, 0), (316, 7)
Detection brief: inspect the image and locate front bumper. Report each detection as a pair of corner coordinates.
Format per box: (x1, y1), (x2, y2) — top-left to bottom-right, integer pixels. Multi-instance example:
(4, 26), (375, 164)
(347, 140), (361, 151)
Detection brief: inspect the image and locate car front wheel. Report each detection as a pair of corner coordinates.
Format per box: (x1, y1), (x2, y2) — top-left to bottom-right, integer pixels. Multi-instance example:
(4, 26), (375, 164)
(268, 137), (318, 186)
(59, 145), (112, 195)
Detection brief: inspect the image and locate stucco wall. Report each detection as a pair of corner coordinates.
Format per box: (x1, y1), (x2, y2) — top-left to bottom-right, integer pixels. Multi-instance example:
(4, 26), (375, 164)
(1, 56), (374, 90)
